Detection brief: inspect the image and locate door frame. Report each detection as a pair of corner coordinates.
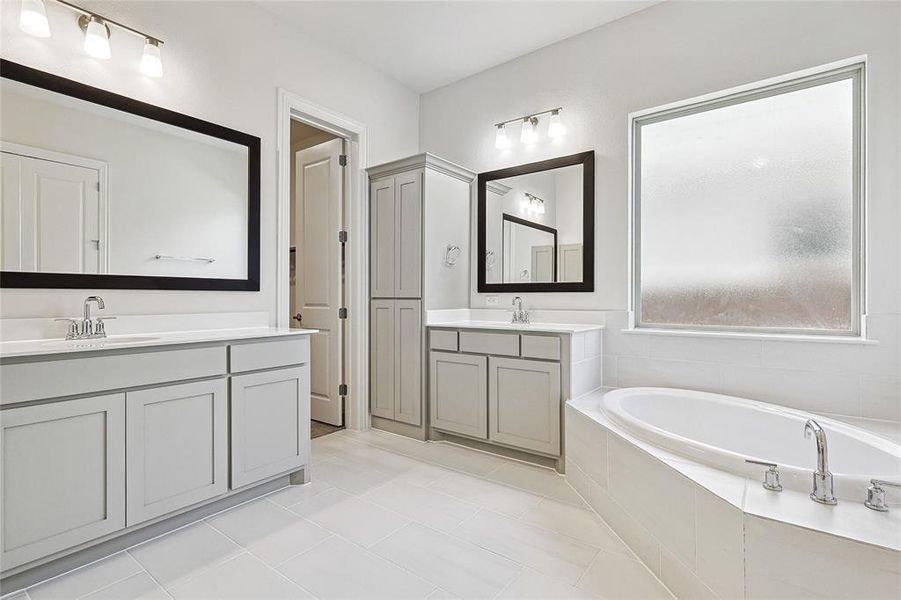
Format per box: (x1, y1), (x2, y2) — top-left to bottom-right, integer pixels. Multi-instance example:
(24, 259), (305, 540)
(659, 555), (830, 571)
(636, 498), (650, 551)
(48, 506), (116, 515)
(1, 141), (110, 273)
(276, 89), (369, 431)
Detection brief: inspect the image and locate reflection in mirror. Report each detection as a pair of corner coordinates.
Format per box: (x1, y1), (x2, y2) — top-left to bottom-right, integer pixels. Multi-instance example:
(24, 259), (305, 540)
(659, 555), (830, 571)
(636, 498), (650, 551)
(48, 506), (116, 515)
(486, 164), (582, 284)
(0, 61), (259, 290)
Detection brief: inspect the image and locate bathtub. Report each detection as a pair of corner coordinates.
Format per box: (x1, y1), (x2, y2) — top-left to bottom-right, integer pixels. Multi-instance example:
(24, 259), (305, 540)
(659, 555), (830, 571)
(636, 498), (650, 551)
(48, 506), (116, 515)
(601, 387), (901, 502)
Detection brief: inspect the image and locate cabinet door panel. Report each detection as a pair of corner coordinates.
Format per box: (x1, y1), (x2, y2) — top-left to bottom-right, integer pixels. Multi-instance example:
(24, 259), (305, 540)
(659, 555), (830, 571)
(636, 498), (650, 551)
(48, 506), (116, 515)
(370, 299), (395, 420)
(394, 171), (422, 298)
(394, 300), (422, 425)
(370, 178), (396, 298)
(1, 394), (125, 570)
(429, 351), (487, 439)
(231, 366), (310, 489)
(488, 357), (561, 456)
(126, 380), (228, 526)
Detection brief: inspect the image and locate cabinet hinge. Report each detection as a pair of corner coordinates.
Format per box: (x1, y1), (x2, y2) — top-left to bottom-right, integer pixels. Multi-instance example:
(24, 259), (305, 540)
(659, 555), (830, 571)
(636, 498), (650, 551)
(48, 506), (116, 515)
(338, 307), (348, 319)
(338, 230), (348, 244)
(338, 383), (348, 396)
(338, 154), (348, 167)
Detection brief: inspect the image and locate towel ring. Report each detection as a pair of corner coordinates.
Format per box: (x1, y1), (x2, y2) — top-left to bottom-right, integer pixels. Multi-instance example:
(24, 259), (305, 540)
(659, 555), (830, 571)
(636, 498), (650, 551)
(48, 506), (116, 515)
(445, 244), (462, 267)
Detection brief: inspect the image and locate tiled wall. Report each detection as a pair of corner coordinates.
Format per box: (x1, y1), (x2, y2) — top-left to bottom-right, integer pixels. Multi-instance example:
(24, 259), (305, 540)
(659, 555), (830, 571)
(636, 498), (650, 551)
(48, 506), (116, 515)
(601, 311), (901, 424)
(570, 329), (604, 399)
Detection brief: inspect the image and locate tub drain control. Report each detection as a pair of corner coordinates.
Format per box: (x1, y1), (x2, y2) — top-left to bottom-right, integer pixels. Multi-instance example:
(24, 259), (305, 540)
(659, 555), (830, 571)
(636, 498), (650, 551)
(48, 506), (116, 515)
(746, 459), (783, 492)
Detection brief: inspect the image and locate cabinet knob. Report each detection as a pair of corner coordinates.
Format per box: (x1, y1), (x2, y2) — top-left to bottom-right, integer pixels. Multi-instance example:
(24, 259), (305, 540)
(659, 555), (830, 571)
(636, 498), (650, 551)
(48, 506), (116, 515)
(293, 313), (303, 323)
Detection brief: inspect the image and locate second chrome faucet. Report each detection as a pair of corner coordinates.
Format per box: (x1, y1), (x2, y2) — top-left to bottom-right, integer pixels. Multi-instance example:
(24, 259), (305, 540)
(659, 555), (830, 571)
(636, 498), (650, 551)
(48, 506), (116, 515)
(804, 419), (837, 505)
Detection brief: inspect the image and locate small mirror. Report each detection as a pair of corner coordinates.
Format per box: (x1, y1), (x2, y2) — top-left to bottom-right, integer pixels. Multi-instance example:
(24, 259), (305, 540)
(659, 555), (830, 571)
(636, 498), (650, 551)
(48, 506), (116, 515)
(478, 151), (594, 292)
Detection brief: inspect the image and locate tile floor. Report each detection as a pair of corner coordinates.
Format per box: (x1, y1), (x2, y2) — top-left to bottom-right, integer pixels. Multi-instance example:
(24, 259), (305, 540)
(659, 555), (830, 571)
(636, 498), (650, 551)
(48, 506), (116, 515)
(9, 429), (674, 600)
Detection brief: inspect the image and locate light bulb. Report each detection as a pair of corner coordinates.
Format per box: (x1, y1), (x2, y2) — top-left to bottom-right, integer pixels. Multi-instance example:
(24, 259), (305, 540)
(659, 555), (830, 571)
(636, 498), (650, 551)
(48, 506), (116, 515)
(19, 0), (50, 38)
(548, 109), (565, 139)
(83, 16), (111, 60)
(520, 117), (537, 144)
(141, 38), (163, 78)
(495, 124), (510, 150)
(537, 200), (546, 215)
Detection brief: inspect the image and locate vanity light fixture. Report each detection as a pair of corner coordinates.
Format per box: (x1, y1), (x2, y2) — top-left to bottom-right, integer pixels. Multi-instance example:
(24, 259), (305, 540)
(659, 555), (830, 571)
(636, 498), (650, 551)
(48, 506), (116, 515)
(520, 116), (538, 144)
(493, 107), (564, 149)
(495, 124), (511, 150)
(547, 109), (566, 139)
(80, 15), (111, 60)
(18, 0), (165, 76)
(18, 0), (51, 38)
(524, 192), (546, 216)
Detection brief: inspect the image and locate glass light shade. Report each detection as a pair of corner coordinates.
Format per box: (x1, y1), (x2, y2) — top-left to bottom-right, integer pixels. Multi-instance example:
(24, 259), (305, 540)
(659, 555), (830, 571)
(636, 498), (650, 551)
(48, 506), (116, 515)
(83, 18), (111, 59)
(520, 118), (537, 144)
(537, 200), (546, 215)
(495, 124), (510, 149)
(141, 39), (163, 78)
(19, 0), (50, 38)
(548, 110), (566, 139)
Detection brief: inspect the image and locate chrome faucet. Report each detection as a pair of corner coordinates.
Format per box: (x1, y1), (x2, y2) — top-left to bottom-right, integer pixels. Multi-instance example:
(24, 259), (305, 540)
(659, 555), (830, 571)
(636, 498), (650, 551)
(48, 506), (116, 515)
(804, 419), (837, 505)
(511, 296), (530, 324)
(56, 295), (115, 340)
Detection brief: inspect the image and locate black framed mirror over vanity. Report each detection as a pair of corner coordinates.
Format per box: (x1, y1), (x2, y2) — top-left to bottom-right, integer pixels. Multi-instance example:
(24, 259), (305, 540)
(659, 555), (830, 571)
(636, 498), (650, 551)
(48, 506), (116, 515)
(0, 59), (261, 291)
(478, 150), (594, 293)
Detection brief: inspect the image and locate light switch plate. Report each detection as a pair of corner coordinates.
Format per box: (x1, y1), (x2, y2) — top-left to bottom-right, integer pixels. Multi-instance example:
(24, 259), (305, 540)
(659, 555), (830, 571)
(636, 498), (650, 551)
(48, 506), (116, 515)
(485, 296), (499, 306)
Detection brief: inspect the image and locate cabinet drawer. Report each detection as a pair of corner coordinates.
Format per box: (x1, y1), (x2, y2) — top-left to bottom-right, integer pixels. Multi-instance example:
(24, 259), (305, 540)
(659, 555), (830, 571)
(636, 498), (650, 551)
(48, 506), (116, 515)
(521, 335), (561, 361)
(459, 331), (519, 356)
(229, 337), (310, 373)
(429, 330), (458, 351)
(0, 346), (226, 405)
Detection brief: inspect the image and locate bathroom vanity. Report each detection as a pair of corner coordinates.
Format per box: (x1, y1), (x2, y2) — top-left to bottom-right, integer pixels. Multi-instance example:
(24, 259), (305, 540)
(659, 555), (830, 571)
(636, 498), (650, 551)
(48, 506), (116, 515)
(426, 321), (603, 470)
(0, 327), (315, 586)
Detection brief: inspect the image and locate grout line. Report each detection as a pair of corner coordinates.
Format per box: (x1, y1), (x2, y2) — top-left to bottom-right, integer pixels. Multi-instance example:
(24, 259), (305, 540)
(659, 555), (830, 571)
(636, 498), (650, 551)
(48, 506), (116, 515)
(127, 560), (175, 600)
(22, 551), (141, 600)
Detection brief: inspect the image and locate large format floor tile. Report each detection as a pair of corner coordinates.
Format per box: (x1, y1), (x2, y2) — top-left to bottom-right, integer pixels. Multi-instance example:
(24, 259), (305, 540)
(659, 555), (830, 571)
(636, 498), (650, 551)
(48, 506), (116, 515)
(372, 522), (522, 599)
(206, 499), (332, 566)
(453, 510), (599, 584)
(129, 522), (243, 587)
(168, 552), (312, 599)
(278, 536), (436, 599)
(17, 429), (673, 600)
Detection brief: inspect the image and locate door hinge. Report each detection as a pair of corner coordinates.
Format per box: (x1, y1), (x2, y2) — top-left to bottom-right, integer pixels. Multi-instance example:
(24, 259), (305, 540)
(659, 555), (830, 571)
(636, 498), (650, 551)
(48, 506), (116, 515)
(338, 154), (347, 167)
(338, 307), (348, 319)
(96, 181), (101, 191)
(338, 230), (348, 244)
(338, 383), (348, 396)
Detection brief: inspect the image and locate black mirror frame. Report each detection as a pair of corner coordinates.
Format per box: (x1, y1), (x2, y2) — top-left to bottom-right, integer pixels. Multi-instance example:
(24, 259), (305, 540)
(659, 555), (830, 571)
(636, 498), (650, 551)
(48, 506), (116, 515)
(501, 213), (558, 282)
(0, 59), (261, 291)
(478, 150), (594, 293)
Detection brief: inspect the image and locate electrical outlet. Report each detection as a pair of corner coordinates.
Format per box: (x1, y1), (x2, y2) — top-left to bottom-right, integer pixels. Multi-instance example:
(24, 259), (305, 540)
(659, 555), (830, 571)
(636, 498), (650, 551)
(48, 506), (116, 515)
(485, 295), (499, 306)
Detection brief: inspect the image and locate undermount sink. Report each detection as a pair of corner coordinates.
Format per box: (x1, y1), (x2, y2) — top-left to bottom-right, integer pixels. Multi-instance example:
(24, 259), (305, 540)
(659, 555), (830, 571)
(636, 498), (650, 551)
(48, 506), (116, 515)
(42, 335), (160, 348)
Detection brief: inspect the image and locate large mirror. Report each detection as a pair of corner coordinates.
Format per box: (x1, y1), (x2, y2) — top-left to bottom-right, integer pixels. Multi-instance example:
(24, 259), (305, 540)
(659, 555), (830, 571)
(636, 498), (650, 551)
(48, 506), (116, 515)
(0, 60), (260, 290)
(478, 151), (594, 292)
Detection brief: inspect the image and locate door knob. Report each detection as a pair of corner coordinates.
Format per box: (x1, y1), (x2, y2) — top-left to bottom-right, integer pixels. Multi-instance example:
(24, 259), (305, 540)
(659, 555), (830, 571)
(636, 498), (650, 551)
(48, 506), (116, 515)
(293, 313), (303, 323)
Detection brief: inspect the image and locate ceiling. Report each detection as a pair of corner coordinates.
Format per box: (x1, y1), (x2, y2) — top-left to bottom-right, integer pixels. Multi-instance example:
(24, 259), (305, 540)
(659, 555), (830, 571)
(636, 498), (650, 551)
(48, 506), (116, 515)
(256, 1), (660, 93)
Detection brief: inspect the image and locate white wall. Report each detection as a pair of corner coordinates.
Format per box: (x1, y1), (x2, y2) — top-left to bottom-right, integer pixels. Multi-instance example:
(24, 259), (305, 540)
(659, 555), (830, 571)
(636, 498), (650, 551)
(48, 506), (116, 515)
(421, 1), (900, 422)
(0, 0), (419, 321)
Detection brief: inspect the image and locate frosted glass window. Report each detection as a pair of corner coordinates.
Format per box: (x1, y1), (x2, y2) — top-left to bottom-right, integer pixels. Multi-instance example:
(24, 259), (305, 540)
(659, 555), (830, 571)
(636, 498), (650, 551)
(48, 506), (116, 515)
(633, 66), (862, 335)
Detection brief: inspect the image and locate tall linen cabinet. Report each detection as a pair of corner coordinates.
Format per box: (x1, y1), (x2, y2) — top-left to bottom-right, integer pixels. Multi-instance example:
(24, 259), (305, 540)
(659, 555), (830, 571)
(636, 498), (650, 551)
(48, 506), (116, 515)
(368, 154), (474, 439)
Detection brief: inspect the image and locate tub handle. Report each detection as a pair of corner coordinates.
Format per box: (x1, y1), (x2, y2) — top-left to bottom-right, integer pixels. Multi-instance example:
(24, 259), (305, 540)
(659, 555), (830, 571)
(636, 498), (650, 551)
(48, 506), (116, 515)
(746, 459), (783, 492)
(864, 479), (901, 512)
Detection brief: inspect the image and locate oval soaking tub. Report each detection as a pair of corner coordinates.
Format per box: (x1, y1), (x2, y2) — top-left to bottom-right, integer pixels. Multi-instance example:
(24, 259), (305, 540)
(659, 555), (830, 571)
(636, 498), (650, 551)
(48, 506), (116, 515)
(601, 387), (901, 502)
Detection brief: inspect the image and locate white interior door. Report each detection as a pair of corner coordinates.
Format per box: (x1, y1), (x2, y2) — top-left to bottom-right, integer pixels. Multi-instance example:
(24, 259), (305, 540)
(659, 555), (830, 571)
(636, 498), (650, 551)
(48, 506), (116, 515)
(1, 152), (102, 273)
(531, 245), (554, 282)
(558, 243), (583, 282)
(294, 138), (344, 426)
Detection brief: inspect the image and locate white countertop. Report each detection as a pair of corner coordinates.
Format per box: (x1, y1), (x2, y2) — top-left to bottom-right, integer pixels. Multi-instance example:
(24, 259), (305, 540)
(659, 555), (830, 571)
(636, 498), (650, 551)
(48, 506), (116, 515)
(426, 320), (605, 334)
(0, 327), (318, 359)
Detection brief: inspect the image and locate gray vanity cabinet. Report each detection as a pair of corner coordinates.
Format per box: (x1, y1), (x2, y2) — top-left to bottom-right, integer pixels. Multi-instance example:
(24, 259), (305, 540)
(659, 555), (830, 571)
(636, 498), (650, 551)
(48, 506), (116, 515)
(125, 379), (228, 526)
(230, 366), (310, 489)
(488, 357), (561, 456)
(370, 299), (422, 425)
(0, 394), (126, 570)
(370, 172), (422, 299)
(429, 351), (488, 439)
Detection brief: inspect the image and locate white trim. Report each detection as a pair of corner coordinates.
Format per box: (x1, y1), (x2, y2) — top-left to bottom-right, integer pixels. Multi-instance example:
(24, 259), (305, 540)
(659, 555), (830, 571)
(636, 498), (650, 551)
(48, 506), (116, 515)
(620, 328), (878, 345)
(1, 141), (110, 274)
(276, 89), (369, 431)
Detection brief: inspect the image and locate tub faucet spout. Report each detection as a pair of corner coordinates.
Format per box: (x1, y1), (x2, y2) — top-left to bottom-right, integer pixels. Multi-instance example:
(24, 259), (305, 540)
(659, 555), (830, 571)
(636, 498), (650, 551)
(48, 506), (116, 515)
(804, 419), (837, 505)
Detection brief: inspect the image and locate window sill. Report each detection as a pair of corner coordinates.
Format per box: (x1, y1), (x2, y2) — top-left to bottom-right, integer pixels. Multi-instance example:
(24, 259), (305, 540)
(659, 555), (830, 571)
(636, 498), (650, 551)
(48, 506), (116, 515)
(620, 328), (878, 345)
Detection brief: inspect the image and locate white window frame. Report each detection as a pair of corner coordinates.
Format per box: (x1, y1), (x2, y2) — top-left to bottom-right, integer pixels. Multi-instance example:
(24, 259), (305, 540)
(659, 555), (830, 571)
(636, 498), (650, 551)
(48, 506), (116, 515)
(628, 58), (866, 338)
